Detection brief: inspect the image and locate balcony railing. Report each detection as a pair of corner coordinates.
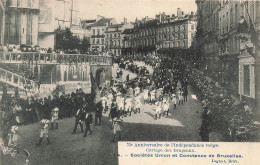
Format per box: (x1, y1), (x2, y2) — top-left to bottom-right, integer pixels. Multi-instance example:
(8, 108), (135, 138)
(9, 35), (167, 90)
(0, 52), (112, 66)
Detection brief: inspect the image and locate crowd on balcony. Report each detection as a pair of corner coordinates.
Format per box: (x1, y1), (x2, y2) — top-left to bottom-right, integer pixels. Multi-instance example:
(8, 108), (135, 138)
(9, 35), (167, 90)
(0, 44), (83, 54)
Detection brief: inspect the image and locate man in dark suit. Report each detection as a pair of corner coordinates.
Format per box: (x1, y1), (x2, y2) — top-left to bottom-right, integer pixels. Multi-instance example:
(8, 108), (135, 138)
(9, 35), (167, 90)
(83, 110), (93, 137)
(95, 102), (103, 126)
(72, 108), (84, 134)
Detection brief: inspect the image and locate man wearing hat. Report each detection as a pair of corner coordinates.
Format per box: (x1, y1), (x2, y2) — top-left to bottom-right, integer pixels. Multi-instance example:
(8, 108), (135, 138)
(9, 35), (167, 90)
(72, 107), (85, 134)
(83, 109), (93, 137)
(95, 101), (103, 126)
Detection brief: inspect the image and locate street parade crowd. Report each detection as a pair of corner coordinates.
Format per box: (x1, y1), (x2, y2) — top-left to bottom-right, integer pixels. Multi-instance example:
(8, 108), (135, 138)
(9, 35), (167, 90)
(0, 51), (259, 164)
(113, 53), (259, 142)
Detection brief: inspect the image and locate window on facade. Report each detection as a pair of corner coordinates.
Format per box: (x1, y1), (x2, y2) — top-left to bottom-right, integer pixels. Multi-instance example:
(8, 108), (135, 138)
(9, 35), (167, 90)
(191, 25), (194, 30)
(118, 40), (120, 46)
(93, 29), (95, 35)
(235, 5), (238, 25)
(97, 29), (100, 35)
(102, 39), (104, 44)
(180, 33), (184, 39)
(96, 38), (100, 44)
(92, 39), (95, 44)
(243, 65), (250, 96)
(230, 8), (233, 26)
(185, 33), (188, 39)
(114, 33), (117, 38)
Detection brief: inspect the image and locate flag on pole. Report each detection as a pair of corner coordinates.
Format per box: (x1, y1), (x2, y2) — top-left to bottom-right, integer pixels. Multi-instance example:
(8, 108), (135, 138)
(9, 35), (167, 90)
(90, 71), (101, 104)
(245, 2), (260, 50)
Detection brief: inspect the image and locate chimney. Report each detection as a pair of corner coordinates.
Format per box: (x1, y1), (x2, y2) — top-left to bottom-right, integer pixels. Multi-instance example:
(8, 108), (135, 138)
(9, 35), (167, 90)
(97, 15), (104, 21)
(177, 8), (183, 17)
(124, 17), (127, 24)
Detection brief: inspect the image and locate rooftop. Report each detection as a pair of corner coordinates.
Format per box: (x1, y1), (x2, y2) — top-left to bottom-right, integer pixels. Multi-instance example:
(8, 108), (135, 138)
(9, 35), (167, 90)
(122, 29), (134, 34)
(91, 18), (114, 27)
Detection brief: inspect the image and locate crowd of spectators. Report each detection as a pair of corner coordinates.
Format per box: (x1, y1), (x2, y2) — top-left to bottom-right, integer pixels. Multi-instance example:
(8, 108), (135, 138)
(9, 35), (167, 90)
(115, 53), (259, 142)
(0, 86), (91, 144)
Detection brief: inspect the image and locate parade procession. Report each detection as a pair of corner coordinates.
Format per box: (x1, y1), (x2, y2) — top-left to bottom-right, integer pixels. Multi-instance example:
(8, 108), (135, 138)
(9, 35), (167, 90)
(0, 0), (260, 165)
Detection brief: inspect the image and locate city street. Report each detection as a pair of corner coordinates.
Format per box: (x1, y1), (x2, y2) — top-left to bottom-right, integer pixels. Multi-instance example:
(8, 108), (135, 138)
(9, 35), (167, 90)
(3, 66), (207, 165)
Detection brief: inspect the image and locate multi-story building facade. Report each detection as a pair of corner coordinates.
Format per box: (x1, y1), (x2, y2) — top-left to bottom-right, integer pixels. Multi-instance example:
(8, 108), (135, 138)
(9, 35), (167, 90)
(196, 0), (220, 77)
(105, 19), (133, 56)
(89, 16), (116, 52)
(237, 0), (260, 102)
(0, 0), (6, 46)
(132, 9), (197, 56)
(132, 18), (157, 56)
(105, 24), (123, 56)
(121, 28), (133, 55)
(196, 0), (260, 102)
(157, 17), (197, 50)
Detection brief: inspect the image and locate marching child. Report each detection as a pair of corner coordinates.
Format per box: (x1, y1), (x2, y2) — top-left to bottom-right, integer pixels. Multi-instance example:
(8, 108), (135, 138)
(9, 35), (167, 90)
(50, 107), (59, 130)
(172, 94), (177, 110)
(125, 97), (132, 116)
(101, 94), (107, 114)
(178, 88), (184, 105)
(154, 101), (162, 120)
(162, 96), (170, 116)
(134, 94), (141, 113)
(36, 119), (50, 146)
(112, 116), (123, 142)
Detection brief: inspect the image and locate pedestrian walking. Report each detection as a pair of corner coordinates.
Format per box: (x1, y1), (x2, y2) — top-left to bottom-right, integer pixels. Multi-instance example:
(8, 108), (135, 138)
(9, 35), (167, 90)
(72, 108), (84, 134)
(83, 111), (93, 137)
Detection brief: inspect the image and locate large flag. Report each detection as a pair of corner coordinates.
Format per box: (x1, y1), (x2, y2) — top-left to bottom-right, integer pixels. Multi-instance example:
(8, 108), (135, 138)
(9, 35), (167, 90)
(246, 3), (260, 50)
(90, 71), (101, 104)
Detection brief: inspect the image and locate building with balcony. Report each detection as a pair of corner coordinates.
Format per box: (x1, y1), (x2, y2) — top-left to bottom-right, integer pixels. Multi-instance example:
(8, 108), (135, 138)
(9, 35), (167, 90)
(156, 16), (197, 51)
(196, 0), (260, 101)
(89, 16), (117, 52)
(121, 28), (134, 56)
(237, 0), (260, 102)
(132, 18), (158, 56)
(196, 0), (220, 77)
(132, 9), (197, 56)
(105, 18), (134, 56)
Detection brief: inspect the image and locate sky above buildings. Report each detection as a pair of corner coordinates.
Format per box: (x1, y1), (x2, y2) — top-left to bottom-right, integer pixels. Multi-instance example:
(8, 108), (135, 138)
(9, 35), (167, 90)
(78, 0), (197, 23)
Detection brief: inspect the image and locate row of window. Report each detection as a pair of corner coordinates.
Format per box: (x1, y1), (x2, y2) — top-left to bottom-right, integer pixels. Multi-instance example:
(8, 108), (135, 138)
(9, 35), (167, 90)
(91, 38), (105, 45)
(132, 24), (195, 38)
(158, 41), (187, 48)
(158, 33), (188, 40)
(106, 40), (121, 47)
(92, 28), (105, 35)
(106, 33), (121, 39)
